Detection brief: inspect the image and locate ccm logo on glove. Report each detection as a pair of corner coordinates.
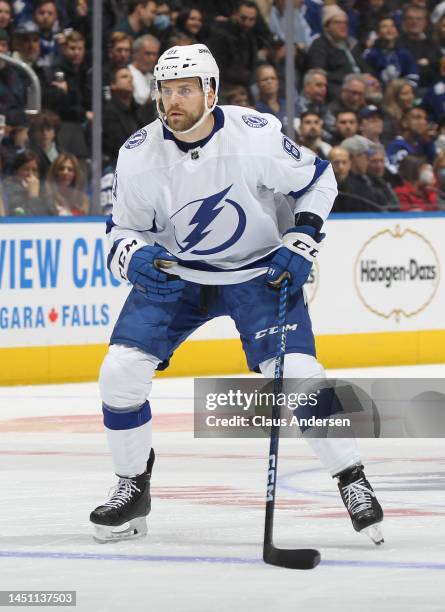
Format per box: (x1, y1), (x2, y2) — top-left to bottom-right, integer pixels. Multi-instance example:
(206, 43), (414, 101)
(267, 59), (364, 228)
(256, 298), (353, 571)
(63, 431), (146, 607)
(283, 232), (321, 262)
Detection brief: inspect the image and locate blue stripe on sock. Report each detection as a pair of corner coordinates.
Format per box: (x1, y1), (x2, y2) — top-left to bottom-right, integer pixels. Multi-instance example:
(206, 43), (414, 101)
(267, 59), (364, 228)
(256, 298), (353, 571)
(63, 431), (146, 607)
(102, 400), (152, 430)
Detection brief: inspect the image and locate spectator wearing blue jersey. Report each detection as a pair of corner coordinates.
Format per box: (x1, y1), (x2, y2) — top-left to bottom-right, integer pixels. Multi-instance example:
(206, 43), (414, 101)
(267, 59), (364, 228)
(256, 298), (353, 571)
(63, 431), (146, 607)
(364, 17), (418, 89)
(32, 0), (60, 69)
(355, 0), (389, 49)
(386, 106), (436, 172)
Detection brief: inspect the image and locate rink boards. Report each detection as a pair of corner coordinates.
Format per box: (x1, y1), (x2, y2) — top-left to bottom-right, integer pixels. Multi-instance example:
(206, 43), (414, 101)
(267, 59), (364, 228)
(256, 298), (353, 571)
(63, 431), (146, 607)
(1, 213), (444, 385)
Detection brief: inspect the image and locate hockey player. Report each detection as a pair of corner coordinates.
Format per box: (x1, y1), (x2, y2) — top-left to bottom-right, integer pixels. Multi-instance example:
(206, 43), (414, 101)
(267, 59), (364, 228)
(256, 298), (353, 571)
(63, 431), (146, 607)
(90, 44), (384, 545)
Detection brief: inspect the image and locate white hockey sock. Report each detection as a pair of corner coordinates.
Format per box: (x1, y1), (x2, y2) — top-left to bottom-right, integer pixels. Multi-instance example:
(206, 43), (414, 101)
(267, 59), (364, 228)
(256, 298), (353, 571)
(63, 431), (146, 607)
(106, 420), (153, 477)
(304, 437), (361, 477)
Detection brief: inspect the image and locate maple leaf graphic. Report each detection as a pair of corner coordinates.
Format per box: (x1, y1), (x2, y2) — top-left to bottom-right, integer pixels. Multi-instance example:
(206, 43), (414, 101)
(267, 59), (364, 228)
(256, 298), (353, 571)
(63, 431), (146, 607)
(48, 308), (58, 323)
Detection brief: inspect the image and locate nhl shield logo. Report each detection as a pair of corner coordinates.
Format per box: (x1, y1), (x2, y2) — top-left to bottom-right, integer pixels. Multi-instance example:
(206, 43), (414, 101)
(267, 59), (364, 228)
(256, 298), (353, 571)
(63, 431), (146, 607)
(124, 128), (148, 149)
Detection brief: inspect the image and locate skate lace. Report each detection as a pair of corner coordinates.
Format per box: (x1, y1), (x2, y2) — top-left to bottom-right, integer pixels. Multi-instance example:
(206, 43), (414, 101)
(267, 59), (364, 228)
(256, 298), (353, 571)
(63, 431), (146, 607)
(103, 478), (141, 509)
(342, 478), (374, 514)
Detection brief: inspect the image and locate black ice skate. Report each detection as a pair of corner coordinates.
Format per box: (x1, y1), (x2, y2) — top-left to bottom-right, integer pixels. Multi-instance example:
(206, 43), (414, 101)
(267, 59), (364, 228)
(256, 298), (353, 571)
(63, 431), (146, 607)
(336, 464), (384, 545)
(90, 448), (155, 543)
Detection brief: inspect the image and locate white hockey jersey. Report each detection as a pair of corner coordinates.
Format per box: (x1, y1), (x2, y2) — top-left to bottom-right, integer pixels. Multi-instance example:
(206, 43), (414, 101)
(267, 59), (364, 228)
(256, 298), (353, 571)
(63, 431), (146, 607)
(108, 105), (338, 285)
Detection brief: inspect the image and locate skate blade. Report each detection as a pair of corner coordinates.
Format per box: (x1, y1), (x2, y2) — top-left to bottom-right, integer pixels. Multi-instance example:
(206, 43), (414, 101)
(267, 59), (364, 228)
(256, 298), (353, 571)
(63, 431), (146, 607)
(362, 524), (384, 545)
(92, 517), (147, 544)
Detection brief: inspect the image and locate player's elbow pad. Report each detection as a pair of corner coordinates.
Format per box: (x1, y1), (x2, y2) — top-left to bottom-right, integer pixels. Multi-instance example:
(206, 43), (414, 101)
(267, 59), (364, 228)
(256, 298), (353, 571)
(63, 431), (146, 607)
(108, 238), (147, 281)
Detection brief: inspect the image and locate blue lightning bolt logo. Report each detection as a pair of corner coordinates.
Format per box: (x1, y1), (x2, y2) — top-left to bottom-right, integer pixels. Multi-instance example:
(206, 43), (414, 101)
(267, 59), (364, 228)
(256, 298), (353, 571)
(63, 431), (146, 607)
(178, 186), (231, 253)
(171, 185), (246, 256)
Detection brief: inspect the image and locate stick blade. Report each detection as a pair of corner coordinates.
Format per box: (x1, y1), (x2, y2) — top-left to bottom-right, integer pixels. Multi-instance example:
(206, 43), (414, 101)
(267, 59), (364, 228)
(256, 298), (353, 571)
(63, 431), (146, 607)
(263, 545), (321, 570)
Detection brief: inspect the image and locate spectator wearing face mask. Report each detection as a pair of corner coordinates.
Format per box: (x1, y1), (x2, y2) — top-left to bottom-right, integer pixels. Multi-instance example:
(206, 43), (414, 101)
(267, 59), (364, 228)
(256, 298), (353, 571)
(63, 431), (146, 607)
(113, 0), (157, 40)
(394, 154), (437, 211)
(153, 1), (176, 47)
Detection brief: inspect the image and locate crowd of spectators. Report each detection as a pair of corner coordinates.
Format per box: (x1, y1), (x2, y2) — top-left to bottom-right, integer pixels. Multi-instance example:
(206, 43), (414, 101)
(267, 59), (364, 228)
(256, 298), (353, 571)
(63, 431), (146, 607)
(2, 0), (445, 216)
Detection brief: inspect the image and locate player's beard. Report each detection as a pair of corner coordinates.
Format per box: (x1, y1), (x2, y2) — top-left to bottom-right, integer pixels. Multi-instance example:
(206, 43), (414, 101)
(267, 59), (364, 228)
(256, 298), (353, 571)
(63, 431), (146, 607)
(166, 105), (204, 133)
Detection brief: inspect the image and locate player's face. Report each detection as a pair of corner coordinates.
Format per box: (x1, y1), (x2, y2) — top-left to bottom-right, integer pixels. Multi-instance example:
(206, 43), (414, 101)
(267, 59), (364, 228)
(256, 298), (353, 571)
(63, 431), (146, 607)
(161, 77), (214, 132)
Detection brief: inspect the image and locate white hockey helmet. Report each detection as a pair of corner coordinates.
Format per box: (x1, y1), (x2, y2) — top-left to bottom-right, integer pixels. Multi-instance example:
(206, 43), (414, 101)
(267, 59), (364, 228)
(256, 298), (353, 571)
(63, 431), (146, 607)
(153, 44), (219, 135)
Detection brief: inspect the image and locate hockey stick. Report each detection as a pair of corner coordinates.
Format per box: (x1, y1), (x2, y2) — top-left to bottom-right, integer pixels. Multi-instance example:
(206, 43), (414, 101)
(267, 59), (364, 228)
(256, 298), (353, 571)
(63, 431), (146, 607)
(263, 276), (321, 570)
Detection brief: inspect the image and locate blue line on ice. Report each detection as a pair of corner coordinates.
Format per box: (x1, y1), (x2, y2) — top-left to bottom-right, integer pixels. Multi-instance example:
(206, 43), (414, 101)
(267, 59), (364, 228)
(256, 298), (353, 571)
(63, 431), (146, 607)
(0, 551), (444, 570)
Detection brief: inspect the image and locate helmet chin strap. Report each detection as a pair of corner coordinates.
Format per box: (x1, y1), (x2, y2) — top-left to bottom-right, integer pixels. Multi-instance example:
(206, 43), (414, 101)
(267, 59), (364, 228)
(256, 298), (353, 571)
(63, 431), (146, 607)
(158, 84), (217, 136)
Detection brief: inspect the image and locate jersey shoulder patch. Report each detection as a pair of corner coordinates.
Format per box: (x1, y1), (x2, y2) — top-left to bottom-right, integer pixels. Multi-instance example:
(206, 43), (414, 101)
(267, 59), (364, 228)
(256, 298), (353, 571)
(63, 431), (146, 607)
(124, 128), (148, 149)
(242, 114), (269, 128)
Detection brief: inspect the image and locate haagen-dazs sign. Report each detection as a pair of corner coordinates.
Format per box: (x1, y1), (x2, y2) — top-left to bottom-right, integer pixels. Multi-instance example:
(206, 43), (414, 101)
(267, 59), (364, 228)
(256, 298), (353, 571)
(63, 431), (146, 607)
(354, 226), (440, 321)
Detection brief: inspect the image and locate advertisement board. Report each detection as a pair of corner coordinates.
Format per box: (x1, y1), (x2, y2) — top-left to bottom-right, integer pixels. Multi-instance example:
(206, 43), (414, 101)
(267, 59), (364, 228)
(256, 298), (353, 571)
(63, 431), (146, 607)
(1, 213), (444, 384)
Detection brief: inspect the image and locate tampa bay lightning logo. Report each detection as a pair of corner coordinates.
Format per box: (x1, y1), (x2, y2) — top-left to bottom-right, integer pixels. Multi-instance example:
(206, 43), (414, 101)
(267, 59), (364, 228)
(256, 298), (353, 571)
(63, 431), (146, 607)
(170, 185), (246, 256)
(242, 114), (268, 128)
(124, 128), (147, 149)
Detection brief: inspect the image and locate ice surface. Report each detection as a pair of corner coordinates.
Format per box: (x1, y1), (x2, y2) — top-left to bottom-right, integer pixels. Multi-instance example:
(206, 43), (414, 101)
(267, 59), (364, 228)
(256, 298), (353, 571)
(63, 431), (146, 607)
(0, 364), (444, 612)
